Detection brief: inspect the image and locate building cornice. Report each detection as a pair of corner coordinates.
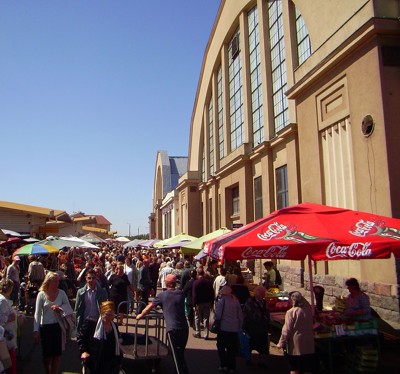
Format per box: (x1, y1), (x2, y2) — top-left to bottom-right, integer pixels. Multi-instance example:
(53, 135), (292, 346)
(287, 18), (400, 99)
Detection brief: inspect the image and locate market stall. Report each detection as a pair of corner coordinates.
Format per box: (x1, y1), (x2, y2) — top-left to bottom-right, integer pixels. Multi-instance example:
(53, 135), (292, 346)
(203, 203), (400, 372)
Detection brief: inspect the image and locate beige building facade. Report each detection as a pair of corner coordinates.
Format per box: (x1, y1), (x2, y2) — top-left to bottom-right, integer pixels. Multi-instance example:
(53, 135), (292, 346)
(151, 1), (400, 322)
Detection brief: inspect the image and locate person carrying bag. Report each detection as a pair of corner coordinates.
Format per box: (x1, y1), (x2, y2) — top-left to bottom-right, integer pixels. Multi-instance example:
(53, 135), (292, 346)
(242, 285), (270, 367)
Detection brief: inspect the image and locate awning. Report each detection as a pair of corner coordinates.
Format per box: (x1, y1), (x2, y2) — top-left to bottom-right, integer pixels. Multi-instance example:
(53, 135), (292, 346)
(74, 216), (97, 223)
(82, 226), (108, 234)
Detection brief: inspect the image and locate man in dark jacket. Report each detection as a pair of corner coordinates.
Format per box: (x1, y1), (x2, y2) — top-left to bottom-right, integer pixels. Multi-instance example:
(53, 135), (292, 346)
(192, 268), (214, 339)
(75, 269), (108, 372)
(179, 260), (194, 290)
(137, 259), (152, 313)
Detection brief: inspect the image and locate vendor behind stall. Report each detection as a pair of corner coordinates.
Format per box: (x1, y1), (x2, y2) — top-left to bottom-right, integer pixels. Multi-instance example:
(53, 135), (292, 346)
(262, 261), (276, 289)
(344, 278), (372, 321)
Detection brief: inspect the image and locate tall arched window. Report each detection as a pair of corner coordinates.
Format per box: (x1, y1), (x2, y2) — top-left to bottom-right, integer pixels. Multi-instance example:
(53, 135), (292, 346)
(208, 96), (214, 176)
(268, 1), (289, 133)
(295, 6), (312, 65)
(228, 28), (244, 151)
(248, 6), (264, 147)
(217, 66), (224, 160)
(201, 146), (206, 183)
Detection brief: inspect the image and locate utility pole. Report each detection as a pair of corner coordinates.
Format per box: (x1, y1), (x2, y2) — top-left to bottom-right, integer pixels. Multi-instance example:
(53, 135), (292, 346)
(127, 223), (131, 237)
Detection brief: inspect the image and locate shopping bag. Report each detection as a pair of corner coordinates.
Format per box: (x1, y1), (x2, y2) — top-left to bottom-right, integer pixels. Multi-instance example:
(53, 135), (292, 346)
(238, 330), (251, 361)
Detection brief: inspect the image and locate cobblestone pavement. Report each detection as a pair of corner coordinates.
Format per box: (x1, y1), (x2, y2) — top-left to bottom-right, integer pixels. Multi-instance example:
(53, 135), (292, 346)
(16, 313), (400, 373)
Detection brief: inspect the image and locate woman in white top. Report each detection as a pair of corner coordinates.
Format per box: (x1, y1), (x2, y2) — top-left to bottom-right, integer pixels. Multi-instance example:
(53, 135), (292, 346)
(0, 278), (17, 374)
(33, 271), (71, 374)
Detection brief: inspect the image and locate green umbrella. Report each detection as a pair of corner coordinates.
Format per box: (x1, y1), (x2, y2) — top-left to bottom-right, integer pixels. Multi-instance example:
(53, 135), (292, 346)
(153, 233), (198, 248)
(181, 228), (231, 255)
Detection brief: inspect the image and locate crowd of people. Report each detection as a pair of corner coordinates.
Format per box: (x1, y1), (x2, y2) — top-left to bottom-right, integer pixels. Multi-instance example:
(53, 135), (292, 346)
(0, 240), (372, 374)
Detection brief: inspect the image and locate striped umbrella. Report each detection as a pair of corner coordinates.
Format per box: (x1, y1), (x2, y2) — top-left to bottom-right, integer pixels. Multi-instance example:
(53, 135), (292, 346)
(13, 243), (59, 256)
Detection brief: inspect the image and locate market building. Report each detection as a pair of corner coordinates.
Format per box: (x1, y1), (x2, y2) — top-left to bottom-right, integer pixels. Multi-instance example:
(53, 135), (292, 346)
(150, 151), (188, 239)
(150, 0), (400, 322)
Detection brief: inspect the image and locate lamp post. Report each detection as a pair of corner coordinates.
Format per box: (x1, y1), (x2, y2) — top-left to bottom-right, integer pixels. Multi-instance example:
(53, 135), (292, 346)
(127, 223), (131, 237)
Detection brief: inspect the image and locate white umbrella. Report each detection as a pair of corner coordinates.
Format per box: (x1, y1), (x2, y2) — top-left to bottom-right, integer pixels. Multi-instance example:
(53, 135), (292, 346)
(79, 232), (106, 244)
(39, 236), (86, 250)
(115, 236), (130, 243)
(22, 237), (40, 243)
(61, 236), (99, 249)
(1, 229), (24, 237)
(40, 236), (98, 250)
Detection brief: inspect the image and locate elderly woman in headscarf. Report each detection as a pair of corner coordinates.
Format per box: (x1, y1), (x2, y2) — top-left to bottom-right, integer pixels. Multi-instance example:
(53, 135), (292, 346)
(213, 285), (243, 373)
(277, 291), (316, 374)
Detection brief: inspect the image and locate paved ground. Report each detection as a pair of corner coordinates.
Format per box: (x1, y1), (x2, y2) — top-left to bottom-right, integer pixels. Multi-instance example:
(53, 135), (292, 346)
(16, 314), (288, 374)
(16, 312), (400, 374)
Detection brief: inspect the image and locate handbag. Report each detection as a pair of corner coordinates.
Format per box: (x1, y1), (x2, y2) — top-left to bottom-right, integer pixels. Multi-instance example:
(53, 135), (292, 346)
(238, 330), (251, 360)
(210, 319), (221, 334)
(210, 299), (225, 334)
(0, 339), (11, 370)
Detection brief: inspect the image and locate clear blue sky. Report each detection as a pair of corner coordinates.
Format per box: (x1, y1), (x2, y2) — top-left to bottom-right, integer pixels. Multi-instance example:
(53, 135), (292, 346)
(0, 0), (220, 237)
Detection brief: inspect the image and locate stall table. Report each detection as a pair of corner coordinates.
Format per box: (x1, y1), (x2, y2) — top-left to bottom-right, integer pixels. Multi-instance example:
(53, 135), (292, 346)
(270, 310), (381, 373)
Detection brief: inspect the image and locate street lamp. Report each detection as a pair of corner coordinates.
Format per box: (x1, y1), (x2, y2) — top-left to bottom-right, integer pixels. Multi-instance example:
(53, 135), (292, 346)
(127, 223), (131, 237)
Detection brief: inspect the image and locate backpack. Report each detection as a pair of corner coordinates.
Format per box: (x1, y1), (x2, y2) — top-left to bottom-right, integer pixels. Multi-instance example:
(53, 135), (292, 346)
(275, 268), (282, 286)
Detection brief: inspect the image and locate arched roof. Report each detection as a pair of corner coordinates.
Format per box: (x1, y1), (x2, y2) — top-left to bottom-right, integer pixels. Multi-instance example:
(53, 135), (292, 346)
(153, 151), (188, 204)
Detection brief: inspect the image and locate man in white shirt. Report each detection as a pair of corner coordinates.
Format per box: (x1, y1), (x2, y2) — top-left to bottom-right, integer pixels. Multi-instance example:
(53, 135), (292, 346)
(213, 267), (227, 301)
(27, 255), (45, 287)
(6, 256), (21, 306)
(124, 257), (137, 303)
(158, 262), (174, 291)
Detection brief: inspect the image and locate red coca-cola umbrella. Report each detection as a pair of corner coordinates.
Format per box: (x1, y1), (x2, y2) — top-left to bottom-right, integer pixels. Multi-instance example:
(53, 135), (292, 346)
(204, 202), (400, 312)
(204, 202), (400, 262)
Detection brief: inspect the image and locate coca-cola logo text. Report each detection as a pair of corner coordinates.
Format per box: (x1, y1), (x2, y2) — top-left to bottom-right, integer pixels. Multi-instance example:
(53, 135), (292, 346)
(326, 242), (372, 259)
(349, 219), (376, 237)
(257, 222), (287, 241)
(241, 246), (289, 259)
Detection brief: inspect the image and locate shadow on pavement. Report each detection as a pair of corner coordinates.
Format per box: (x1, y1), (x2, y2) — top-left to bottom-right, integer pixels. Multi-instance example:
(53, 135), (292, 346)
(16, 312), (400, 374)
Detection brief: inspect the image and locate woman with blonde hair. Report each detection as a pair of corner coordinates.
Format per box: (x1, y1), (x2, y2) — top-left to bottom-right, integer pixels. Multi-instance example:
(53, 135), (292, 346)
(88, 301), (122, 374)
(33, 271), (71, 374)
